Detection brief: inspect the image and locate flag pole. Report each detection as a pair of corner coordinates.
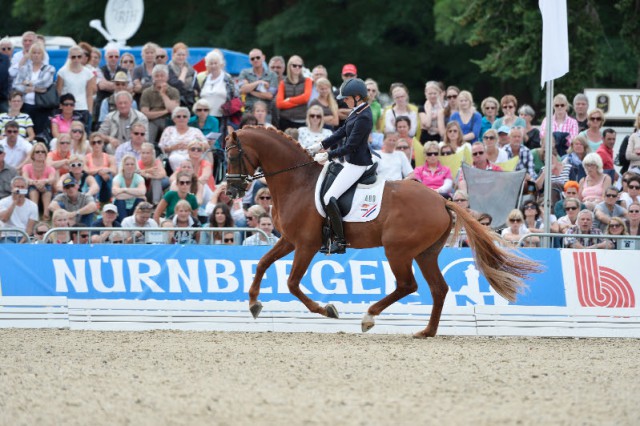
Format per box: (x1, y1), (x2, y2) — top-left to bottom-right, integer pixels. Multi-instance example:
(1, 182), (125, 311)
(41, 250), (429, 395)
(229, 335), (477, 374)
(543, 79), (554, 248)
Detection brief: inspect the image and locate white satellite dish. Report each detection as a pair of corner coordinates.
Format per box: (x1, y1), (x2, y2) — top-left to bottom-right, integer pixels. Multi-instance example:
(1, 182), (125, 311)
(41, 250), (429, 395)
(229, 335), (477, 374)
(92, 0), (144, 47)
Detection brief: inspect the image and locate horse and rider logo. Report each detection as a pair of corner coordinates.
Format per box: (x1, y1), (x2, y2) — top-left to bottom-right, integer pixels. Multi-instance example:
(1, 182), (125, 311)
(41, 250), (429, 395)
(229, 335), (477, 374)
(572, 252), (635, 308)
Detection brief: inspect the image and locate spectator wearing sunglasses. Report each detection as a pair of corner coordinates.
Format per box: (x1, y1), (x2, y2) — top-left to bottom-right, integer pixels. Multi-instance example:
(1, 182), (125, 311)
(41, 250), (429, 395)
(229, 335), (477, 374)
(31, 221), (50, 243)
(85, 132), (117, 203)
(407, 141), (452, 198)
(22, 142), (55, 220)
(159, 106), (206, 172)
(51, 94), (83, 139)
(238, 48), (279, 115)
(275, 55), (312, 130)
(593, 186), (627, 232)
(154, 171), (199, 224)
(620, 175), (640, 210)
(373, 132), (412, 181)
(1, 121), (31, 169)
(557, 197), (582, 234)
(112, 154), (147, 222)
(298, 105), (332, 149)
(564, 209), (608, 249)
(604, 217), (629, 249)
(188, 99), (220, 148)
(56, 46), (96, 130)
(579, 108), (606, 153)
(457, 141), (503, 193)
(501, 209), (532, 247)
(94, 46), (124, 124)
(626, 201), (640, 236)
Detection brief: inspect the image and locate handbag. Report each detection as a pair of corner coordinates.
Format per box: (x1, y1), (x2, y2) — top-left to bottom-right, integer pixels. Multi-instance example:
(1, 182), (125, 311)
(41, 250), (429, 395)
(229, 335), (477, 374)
(221, 97), (243, 117)
(35, 84), (59, 109)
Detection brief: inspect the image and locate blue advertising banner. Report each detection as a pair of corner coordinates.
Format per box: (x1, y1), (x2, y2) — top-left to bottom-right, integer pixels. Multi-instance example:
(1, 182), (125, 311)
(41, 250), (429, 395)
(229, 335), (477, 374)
(0, 246), (565, 307)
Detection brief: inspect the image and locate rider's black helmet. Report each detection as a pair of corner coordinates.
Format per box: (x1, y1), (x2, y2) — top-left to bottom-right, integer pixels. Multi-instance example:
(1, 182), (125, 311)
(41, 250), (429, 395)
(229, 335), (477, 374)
(336, 78), (368, 101)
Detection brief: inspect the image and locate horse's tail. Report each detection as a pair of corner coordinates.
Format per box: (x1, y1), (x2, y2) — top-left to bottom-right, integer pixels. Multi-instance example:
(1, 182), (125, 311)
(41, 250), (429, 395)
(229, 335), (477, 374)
(445, 201), (542, 302)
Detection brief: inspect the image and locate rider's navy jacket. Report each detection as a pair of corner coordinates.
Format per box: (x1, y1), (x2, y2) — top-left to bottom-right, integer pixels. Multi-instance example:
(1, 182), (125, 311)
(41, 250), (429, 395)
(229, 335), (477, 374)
(321, 103), (373, 166)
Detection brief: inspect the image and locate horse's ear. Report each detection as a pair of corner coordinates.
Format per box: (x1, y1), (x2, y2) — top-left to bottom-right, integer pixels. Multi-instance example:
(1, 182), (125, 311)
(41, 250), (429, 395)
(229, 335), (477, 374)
(226, 131), (238, 145)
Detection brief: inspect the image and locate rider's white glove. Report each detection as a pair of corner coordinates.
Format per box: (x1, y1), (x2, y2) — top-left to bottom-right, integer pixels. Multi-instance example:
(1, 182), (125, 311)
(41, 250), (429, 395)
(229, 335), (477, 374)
(307, 143), (323, 154)
(314, 152), (329, 164)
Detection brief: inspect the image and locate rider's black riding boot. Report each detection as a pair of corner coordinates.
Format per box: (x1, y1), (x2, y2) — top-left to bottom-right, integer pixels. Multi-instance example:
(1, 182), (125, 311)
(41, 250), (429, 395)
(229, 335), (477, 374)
(325, 197), (347, 254)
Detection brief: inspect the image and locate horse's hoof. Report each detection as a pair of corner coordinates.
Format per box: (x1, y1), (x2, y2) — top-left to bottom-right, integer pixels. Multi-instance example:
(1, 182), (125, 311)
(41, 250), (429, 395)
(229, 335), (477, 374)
(412, 331), (435, 339)
(361, 313), (375, 332)
(325, 304), (339, 319)
(249, 302), (263, 319)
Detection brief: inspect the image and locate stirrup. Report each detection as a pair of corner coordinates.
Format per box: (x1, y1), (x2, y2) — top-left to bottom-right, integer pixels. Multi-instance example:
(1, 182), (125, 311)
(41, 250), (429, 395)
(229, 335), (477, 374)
(327, 239), (348, 255)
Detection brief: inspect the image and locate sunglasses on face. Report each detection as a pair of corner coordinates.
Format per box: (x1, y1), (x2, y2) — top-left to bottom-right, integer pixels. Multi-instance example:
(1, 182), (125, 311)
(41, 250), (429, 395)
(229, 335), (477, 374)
(629, 210), (640, 213)
(554, 104), (566, 108)
(33, 150), (46, 154)
(483, 136), (496, 140)
(0, 47), (12, 51)
(605, 193), (618, 198)
(309, 114), (322, 119)
(291, 64), (303, 69)
(196, 108), (209, 112)
(79, 234), (90, 238)
(589, 117), (602, 121)
(250, 56), (262, 61)
(396, 146), (409, 150)
(156, 55), (166, 59)
(509, 218), (522, 223)
(479, 222), (491, 226)
(484, 106), (496, 110)
(224, 238), (235, 243)
(189, 147), (203, 152)
(472, 151), (485, 156)
(62, 102), (75, 107)
(178, 180), (191, 185)
(628, 185), (640, 190)
(565, 206), (578, 211)
(423, 152), (438, 157)
(609, 224), (622, 229)
(447, 129), (458, 133)
(112, 240), (124, 244)
(70, 162), (83, 168)
(132, 131), (146, 136)
(446, 95), (457, 99)
(440, 151), (453, 156)
(245, 216), (254, 221)
(174, 115), (188, 119)
(91, 140), (103, 145)
(59, 141), (71, 145)
(259, 196), (271, 200)
(70, 55), (82, 59)
(5, 129), (18, 134)
(524, 205), (537, 210)
(71, 129), (83, 133)
(108, 55), (120, 59)
(122, 60), (133, 64)
(502, 105), (515, 109)
(35, 230), (47, 236)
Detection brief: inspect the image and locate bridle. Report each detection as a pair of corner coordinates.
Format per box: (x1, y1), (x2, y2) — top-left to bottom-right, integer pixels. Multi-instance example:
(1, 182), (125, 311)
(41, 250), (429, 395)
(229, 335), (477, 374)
(225, 135), (315, 190)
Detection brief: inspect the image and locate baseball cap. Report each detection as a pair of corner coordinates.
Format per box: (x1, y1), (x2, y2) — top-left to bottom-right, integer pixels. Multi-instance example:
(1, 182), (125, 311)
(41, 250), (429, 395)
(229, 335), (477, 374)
(102, 203), (118, 213)
(62, 176), (77, 187)
(113, 71), (129, 83)
(342, 64), (357, 75)
(497, 125), (511, 134)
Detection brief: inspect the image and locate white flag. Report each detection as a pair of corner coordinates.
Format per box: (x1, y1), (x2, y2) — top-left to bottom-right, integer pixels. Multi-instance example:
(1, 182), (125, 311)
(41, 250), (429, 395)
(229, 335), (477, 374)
(539, 0), (569, 87)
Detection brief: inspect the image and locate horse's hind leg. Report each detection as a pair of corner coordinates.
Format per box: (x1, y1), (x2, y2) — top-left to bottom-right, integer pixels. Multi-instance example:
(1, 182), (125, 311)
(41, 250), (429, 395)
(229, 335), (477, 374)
(413, 249), (449, 338)
(363, 249), (418, 332)
(249, 237), (294, 318)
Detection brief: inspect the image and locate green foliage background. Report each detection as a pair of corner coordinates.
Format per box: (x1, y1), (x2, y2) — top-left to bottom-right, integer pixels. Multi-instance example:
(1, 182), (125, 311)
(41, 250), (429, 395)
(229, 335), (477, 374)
(3, 0), (639, 117)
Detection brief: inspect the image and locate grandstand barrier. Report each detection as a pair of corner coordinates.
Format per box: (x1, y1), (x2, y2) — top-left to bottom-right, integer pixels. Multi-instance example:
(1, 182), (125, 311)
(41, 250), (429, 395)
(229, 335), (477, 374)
(519, 232), (640, 249)
(0, 246), (637, 337)
(0, 228), (31, 243)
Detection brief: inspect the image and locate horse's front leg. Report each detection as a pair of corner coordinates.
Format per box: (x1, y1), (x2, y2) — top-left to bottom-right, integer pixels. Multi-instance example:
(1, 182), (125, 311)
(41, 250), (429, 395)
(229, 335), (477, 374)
(249, 237), (294, 318)
(287, 247), (339, 318)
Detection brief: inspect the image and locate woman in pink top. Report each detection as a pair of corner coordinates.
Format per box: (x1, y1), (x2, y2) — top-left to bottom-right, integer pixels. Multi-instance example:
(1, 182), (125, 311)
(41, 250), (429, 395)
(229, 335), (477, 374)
(51, 94), (82, 139)
(22, 142), (56, 220)
(85, 132), (117, 203)
(579, 153), (612, 210)
(187, 140), (213, 188)
(407, 142), (453, 197)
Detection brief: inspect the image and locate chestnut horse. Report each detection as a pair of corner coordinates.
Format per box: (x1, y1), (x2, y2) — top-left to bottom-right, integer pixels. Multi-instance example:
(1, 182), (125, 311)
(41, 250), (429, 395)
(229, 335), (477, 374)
(226, 127), (540, 337)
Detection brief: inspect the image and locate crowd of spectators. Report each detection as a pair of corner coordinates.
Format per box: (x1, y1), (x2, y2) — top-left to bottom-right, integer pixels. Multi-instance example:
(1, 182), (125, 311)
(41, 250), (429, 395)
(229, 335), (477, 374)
(0, 31), (639, 249)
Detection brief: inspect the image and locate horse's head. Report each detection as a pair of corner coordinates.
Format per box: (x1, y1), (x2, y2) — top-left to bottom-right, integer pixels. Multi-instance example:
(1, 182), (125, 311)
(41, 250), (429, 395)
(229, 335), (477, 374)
(225, 131), (257, 198)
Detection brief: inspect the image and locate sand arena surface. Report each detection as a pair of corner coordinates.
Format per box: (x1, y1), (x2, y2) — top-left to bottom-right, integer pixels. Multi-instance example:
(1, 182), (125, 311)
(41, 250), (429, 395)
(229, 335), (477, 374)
(1, 329), (638, 425)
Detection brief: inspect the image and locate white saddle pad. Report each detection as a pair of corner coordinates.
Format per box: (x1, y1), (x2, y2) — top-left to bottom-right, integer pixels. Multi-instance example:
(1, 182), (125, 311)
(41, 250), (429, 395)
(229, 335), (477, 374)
(314, 162), (385, 222)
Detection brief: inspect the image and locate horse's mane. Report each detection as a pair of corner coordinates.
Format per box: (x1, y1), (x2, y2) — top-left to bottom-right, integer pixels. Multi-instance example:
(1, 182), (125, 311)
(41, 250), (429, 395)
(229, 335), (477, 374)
(240, 125), (314, 160)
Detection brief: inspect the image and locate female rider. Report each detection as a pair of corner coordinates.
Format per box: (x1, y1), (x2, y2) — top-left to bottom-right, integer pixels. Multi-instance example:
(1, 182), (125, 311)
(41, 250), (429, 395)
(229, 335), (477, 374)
(308, 78), (373, 254)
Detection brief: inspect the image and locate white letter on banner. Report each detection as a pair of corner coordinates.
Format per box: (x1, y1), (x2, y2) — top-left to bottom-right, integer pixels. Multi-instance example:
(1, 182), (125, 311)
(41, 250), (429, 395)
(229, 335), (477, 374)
(128, 259), (163, 293)
(53, 259), (88, 293)
(88, 258), (126, 292)
(350, 261), (380, 295)
(310, 260), (346, 294)
(166, 259), (202, 293)
(203, 259), (239, 293)
(273, 260), (294, 294)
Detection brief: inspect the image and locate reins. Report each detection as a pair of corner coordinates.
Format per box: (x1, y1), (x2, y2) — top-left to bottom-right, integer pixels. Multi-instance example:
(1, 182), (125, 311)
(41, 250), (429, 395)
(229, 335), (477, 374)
(225, 134), (316, 183)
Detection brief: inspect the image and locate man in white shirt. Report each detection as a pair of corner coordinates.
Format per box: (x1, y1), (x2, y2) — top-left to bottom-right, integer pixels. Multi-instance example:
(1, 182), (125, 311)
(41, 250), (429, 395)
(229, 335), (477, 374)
(373, 132), (412, 181)
(0, 176), (38, 242)
(0, 120), (32, 168)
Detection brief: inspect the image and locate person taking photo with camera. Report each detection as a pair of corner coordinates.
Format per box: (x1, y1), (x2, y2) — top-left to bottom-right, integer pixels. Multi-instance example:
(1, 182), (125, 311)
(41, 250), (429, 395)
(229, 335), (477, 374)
(0, 175), (38, 243)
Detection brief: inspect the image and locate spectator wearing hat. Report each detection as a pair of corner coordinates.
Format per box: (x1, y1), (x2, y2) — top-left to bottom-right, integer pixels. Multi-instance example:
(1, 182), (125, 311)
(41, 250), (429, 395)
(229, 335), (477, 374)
(90, 203), (122, 243)
(98, 71), (139, 124)
(497, 125), (511, 149)
(0, 144), (18, 199)
(98, 91), (149, 153)
(49, 176), (98, 226)
(335, 64), (358, 123)
(0, 121), (31, 169)
(554, 181), (585, 219)
(0, 176), (38, 243)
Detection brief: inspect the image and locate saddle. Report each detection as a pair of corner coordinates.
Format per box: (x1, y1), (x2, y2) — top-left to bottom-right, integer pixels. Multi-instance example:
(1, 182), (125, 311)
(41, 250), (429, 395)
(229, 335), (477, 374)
(319, 162), (378, 216)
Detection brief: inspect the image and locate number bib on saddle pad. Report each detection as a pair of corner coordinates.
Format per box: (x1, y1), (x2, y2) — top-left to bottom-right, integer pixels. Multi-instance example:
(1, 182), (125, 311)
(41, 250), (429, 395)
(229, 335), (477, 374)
(314, 162), (385, 222)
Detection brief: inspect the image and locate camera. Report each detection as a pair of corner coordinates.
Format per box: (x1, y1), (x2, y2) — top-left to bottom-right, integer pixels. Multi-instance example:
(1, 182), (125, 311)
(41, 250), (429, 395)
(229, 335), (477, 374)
(15, 189), (28, 195)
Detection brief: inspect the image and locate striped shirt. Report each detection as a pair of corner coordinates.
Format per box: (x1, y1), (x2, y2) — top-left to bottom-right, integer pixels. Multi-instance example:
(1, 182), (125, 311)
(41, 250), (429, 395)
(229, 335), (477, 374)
(0, 113), (34, 139)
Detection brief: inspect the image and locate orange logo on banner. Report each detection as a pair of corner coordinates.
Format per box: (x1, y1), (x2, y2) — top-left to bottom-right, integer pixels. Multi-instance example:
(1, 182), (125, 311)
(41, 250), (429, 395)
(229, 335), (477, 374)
(573, 252), (635, 308)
